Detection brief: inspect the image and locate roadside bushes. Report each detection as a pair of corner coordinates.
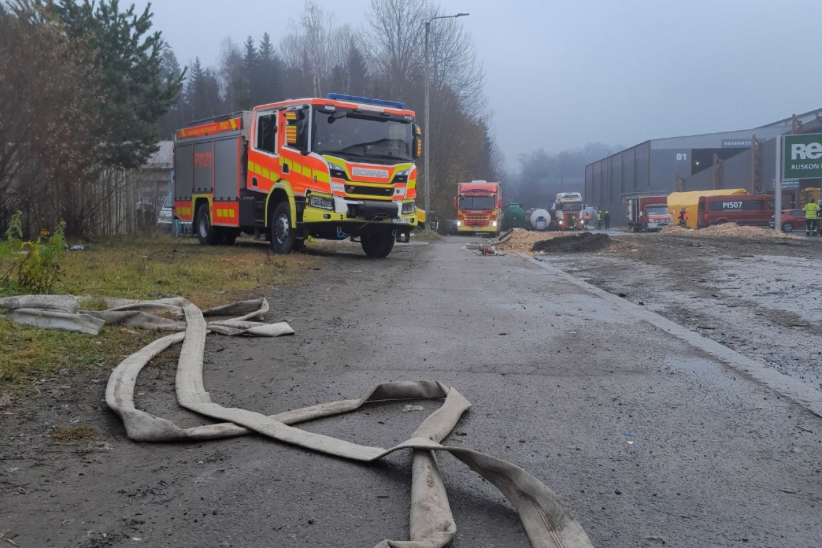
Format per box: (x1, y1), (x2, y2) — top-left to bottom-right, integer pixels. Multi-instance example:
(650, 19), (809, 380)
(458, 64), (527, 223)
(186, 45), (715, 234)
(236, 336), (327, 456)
(1, 212), (66, 293)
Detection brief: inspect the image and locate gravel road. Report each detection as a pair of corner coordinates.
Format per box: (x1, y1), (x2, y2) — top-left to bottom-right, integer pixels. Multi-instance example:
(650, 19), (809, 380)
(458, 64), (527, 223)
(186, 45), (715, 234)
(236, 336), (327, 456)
(2, 236), (821, 547)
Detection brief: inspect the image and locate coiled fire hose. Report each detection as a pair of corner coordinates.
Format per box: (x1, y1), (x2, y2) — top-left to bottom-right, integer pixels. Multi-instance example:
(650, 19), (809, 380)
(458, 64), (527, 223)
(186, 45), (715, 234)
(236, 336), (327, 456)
(0, 295), (592, 548)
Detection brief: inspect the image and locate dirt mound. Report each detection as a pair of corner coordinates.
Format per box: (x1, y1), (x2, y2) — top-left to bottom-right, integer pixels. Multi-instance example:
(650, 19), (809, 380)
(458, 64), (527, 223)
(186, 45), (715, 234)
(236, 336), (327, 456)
(532, 232), (612, 253)
(661, 223), (798, 240)
(494, 228), (566, 253)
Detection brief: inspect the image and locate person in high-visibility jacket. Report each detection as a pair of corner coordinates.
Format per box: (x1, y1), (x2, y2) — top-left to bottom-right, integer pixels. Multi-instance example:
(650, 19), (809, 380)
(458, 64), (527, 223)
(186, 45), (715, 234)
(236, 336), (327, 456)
(596, 210), (602, 229)
(678, 207), (688, 227)
(803, 198), (819, 236)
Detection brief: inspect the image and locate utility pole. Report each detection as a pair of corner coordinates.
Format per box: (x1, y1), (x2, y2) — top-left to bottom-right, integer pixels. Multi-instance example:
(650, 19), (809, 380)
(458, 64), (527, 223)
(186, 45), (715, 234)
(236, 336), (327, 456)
(424, 12), (469, 233)
(775, 136), (782, 231)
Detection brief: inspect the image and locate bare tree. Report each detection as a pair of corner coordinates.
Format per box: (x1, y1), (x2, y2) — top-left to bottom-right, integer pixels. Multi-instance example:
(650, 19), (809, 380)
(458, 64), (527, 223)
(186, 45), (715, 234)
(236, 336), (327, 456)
(301, 2), (332, 96)
(365, 0), (428, 101)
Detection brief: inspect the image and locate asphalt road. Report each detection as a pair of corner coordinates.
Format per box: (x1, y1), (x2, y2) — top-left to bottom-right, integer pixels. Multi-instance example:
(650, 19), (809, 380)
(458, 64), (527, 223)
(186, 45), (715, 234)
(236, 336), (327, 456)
(3, 236), (821, 547)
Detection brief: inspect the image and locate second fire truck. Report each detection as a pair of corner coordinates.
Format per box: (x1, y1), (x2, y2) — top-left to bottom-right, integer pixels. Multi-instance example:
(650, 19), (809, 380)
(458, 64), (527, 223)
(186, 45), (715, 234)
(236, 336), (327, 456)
(173, 93), (422, 258)
(453, 181), (503, 236)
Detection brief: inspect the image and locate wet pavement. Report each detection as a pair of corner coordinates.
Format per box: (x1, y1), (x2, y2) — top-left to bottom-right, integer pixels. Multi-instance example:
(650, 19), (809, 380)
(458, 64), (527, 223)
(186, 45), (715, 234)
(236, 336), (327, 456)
(3, 236), (821, 547)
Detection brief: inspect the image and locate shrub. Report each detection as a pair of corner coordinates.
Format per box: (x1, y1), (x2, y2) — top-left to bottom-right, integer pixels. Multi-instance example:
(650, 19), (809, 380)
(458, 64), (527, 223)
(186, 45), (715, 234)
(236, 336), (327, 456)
(1, 211), (66, 293)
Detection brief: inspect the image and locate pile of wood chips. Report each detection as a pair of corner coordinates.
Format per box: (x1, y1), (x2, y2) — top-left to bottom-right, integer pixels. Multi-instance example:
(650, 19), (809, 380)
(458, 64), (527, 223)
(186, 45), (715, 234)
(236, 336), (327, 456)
(660, 223), (799, 240)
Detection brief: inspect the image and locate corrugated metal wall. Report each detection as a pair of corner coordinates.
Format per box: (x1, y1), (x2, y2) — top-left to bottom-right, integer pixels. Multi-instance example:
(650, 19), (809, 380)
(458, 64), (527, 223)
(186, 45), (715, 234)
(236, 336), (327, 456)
(584, 141), (652, 225)
(584, 140), (784, 226)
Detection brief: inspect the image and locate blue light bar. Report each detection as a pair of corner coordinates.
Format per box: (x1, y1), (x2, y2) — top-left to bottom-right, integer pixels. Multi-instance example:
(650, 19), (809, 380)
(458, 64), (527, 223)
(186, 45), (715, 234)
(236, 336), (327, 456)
(326, 93), (406, 110)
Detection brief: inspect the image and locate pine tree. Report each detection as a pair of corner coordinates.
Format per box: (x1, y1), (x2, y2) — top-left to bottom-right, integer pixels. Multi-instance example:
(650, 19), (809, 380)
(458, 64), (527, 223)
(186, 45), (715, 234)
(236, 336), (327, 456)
(45, 0), (183, 170)
(219, 38), (243, 112)
(346, 43), (369, 96)
(328, 64), (346, 94)
(240, 36), (257, 109)
(183, 57), (204, 120)
(255, 32), (283, 104)
(184, 57), (221, 121)
(158, 46), (185, 137)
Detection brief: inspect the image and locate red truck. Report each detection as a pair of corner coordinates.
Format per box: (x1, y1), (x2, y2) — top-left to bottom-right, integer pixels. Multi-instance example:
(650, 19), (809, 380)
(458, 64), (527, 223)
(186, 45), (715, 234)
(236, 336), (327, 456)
(453, 181), (503, 236)
(625, 195), (672, 232)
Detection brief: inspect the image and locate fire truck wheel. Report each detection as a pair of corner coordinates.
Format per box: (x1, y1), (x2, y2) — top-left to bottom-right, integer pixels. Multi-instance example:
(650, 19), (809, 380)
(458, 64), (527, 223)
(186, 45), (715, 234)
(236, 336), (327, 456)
(196, 203), (220, 246)
(361, 231), (395, 258)
(268, 201), (295, 254)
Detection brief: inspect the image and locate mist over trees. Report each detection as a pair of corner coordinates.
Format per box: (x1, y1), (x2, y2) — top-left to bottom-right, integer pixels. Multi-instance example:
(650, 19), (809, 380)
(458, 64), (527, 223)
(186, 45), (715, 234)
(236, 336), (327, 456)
(158, 0), (497, 224)
(2, 0), (599, 236)
(509, 143), (618, 209)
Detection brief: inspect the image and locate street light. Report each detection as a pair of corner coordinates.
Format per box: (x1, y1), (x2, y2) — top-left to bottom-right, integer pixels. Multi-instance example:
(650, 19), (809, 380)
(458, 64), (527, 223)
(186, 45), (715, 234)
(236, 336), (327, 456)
(424, 12), (469, 233)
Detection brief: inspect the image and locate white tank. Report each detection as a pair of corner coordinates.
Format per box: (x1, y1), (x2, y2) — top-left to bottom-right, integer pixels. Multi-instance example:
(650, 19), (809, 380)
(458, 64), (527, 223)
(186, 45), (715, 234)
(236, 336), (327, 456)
(525, 208), (551, 231)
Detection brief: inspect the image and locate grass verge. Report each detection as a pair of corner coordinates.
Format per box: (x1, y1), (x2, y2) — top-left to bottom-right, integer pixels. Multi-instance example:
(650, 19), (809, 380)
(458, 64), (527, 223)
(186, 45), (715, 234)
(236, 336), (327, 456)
(49, 424), (100, 443)
(412, 230), (442, 242)
(1, 235), (318, 387)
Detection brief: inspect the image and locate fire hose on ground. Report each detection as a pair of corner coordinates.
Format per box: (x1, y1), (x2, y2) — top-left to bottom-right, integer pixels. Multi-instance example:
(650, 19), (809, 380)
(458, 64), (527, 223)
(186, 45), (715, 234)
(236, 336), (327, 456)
(0, 294), (593, 548)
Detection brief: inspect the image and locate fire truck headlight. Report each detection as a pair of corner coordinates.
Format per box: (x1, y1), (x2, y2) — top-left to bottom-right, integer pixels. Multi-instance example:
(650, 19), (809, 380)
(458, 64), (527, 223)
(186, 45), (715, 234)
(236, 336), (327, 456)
(490, 221), (497, 227)
(456, 220), (462, 226)
(401, 201), (416, 214)
(309, 195), (334, 210)
(392, 168), (411, 183)
(559, 220), (564, 225)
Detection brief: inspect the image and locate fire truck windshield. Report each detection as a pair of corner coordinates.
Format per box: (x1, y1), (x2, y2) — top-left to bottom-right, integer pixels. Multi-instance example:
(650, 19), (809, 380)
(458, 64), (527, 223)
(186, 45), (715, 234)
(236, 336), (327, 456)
(313, 108), (413, 162)
(646, 206), (669, 215)
(459, 195), (496, 210)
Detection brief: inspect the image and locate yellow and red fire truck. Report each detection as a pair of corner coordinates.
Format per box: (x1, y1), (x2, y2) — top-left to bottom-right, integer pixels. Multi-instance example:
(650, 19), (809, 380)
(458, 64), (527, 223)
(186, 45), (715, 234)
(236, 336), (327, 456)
(453, 181), (503, 236)
(173, 94), (422, 257)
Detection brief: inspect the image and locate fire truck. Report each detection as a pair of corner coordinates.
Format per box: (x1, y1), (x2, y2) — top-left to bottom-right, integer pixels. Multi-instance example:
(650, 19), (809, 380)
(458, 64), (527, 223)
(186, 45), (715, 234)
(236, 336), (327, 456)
(172, 94), (422, 257)
(549, 192), (583, 230)
(453, 181), (502, 236)
(625, 195), (672, 232)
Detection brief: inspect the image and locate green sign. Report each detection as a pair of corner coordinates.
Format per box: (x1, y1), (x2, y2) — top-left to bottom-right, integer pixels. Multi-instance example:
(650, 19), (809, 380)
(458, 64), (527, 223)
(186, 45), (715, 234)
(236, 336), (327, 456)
(783, 134), (822, 179)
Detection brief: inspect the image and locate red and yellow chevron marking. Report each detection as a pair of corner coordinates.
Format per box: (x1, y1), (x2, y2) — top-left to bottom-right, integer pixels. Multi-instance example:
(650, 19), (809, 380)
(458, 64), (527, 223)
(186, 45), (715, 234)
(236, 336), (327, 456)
(177, 117), (242, 140)
(174, 201), (193, 220)
(285, 126), (297, 144)
(212, 202), (239, 227)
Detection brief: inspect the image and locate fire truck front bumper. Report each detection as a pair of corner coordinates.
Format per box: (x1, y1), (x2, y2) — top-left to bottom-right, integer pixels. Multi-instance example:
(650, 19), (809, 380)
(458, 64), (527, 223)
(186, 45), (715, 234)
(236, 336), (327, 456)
(302, 194), (418, 227)
(456, 221), (498, 233)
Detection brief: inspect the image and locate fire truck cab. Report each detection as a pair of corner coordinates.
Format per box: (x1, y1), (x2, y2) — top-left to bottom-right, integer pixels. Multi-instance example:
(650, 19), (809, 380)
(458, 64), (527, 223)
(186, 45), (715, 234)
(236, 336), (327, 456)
(173, 94), (422, 257)
(453, 181), (503, 236)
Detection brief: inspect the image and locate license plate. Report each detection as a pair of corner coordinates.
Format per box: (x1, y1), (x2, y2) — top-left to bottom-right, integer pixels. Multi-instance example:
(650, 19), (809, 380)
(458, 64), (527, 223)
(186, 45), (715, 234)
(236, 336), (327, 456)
(391, 218), (412, 224)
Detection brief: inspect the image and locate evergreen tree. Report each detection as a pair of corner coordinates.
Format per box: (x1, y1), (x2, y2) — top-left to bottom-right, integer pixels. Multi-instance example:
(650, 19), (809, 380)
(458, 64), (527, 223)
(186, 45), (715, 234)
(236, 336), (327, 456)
(44, 0), (183, 170)
(240, 36), (258, 109)
(255, 32), (283, 104)
(184, 57), (222, 121)
(158, 46), (185, 138)
(346, 43), (369, 96)
(219, 38), (243, 112)
(328, 64), (346, 94)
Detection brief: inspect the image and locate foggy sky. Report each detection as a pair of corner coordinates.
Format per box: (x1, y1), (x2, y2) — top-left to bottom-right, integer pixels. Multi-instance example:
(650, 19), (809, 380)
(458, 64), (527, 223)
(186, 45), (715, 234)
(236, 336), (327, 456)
(135, 0), (822, 167)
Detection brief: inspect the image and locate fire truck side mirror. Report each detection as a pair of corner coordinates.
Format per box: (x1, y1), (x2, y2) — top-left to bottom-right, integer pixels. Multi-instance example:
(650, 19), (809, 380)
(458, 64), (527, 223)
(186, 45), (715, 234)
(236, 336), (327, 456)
(412, 124), (422, 159)
(452, 197), (457, 209)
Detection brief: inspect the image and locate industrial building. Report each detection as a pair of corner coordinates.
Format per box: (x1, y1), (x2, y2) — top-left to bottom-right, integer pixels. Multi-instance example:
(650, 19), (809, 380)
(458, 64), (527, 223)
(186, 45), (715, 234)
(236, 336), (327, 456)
(584, 109), (822, 226)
